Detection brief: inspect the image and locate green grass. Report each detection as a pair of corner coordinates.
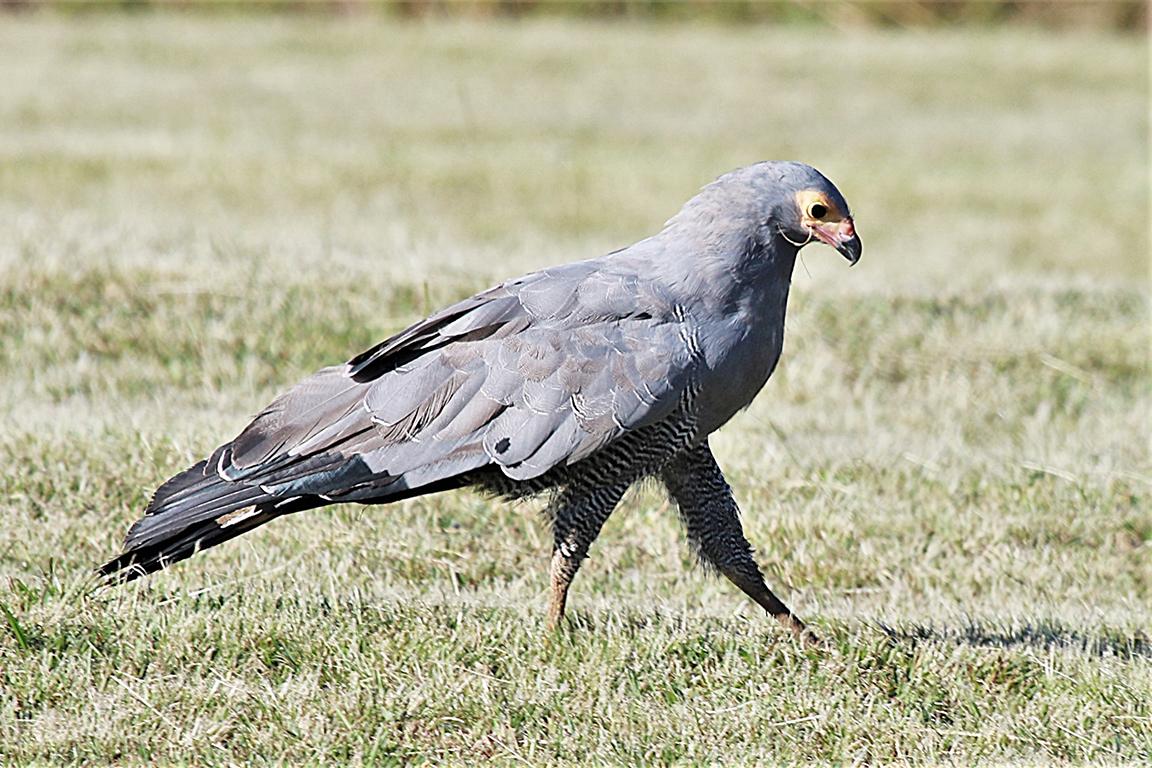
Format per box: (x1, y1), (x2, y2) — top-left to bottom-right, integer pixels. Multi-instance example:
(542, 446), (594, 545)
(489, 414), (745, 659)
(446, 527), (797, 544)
(0, 15), (1149, 766)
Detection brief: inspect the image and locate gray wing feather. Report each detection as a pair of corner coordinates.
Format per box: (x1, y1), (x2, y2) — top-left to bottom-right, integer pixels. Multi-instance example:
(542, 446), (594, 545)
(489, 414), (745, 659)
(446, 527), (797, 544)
(365, 356), (456, 426)
(227, 366), (360, 475)
(506, 417), (584, 479)
(214, 264), (695, 500)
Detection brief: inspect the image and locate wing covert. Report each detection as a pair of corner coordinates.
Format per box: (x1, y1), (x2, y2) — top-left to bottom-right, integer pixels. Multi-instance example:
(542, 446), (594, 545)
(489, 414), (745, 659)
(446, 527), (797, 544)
(217, 264), (696, 497)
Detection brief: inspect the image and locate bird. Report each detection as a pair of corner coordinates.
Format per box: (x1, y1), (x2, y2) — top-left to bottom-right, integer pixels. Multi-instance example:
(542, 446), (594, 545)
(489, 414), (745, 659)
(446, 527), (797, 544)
(99, 161), (860, 643)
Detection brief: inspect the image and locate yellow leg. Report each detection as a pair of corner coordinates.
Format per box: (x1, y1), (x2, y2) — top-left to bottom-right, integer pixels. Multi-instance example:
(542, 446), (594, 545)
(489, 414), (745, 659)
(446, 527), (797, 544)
(547, 549), (576, 630)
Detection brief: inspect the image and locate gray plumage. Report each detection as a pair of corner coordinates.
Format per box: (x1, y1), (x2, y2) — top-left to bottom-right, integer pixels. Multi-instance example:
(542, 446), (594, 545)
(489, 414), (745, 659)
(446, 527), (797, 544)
(100, 161), (861, 642)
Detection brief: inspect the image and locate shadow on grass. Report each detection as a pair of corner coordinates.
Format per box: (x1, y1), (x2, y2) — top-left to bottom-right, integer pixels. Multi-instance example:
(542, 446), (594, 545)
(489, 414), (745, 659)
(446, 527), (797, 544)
(878, 619), (1152, 660)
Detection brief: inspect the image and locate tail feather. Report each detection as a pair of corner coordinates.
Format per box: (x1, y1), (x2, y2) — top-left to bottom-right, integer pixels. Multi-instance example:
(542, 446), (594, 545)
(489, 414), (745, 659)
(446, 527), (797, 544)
(98, 507), (281, 583)
(99, 451), (485, 585)
(98, 459), (317, 584)
(126, 460), (272, 550)
(144, 458), (217, 505)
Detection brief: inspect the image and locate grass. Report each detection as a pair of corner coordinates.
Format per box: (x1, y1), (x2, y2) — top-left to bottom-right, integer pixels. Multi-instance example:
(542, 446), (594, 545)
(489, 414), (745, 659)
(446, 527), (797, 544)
(0, 15), (1149, 766)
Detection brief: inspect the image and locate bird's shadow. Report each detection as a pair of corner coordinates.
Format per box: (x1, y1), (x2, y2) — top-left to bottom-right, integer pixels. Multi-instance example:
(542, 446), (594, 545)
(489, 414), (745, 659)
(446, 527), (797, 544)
(877, 619), (1152, 660)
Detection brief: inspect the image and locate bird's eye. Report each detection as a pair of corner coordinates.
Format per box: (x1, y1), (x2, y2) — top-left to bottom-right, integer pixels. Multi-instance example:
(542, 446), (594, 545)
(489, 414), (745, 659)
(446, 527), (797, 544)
(808, 202), (828, 219)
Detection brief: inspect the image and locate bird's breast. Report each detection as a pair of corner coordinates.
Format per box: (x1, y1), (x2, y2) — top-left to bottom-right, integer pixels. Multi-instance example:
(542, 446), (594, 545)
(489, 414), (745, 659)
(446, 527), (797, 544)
(688, 304), (786, 437)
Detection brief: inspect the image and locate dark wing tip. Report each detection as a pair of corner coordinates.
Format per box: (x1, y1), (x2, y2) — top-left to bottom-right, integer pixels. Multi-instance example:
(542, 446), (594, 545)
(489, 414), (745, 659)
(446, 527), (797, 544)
(96, 552), (157, 585)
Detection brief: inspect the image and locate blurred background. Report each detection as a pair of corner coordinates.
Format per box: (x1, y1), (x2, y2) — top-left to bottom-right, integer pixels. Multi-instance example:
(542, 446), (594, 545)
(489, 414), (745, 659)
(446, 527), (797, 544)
(0, 0), (1147, 29)
(2, 1), (1146, 286)
(0, 3), (1149, 762)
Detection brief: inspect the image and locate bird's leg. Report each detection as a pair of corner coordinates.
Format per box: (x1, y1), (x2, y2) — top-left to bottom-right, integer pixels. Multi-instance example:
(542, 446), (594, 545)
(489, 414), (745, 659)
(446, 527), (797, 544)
(712, 555), (811, 641)
(660, 441), (819, 647)
(545, 482), (630, 630)
(547, 548), (577, 630)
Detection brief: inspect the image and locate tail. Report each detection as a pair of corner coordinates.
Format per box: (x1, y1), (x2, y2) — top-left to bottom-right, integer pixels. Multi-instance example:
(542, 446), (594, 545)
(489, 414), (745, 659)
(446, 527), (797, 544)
(97, 458), (321, 584)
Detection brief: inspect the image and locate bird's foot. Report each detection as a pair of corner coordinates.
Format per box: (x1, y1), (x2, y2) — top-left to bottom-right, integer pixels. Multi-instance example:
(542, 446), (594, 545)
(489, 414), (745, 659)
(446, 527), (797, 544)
(774, 612), (827, 650)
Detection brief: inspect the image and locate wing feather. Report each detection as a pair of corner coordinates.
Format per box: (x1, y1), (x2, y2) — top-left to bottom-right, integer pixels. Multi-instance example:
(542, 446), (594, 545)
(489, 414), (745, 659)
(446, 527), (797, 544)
(211, 266), (695, 501)
(103, 246), (704, 583)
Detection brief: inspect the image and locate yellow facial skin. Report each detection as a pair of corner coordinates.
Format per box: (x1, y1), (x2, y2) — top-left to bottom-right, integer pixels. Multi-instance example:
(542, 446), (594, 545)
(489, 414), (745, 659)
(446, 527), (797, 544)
(795, 189), (847, 229)
(792, 188), (859, 264)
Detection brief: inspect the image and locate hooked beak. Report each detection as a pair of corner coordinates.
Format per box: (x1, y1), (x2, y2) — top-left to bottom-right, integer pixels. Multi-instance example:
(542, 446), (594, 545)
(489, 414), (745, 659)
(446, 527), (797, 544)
(812, 217), (862, 266)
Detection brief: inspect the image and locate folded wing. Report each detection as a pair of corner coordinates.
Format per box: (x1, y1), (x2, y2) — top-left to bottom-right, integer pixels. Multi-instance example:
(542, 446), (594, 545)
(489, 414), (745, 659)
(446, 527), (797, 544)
(106, 261), (697, 576)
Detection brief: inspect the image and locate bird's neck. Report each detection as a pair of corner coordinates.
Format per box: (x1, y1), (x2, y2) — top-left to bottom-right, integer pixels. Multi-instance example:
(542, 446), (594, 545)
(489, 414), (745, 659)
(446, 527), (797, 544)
(646, 225), (799, 318)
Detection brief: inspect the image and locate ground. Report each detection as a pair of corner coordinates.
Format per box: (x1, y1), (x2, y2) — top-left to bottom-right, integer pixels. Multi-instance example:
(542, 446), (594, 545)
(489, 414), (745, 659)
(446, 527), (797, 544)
(0, 16), (1148, 766)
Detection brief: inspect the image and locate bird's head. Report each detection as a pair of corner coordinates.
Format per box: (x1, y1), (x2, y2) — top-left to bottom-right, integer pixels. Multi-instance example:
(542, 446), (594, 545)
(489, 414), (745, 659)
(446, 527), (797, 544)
(673, 161), (862, 268)
(772, 164), (861, 266)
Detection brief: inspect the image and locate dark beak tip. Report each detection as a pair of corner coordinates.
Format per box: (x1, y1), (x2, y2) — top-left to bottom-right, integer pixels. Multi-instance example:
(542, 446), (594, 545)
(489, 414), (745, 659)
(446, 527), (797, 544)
(840, 237), (862, 266)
